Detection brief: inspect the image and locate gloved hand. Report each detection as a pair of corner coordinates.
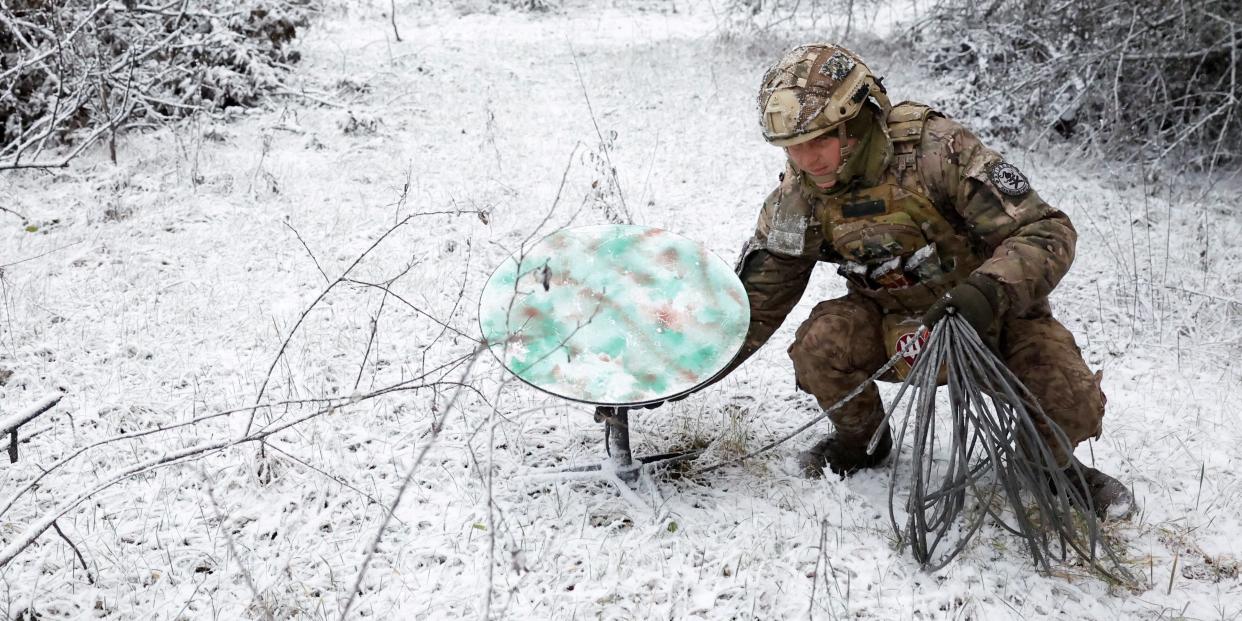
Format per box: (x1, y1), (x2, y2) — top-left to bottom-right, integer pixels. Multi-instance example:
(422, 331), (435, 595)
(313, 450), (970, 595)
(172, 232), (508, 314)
(593, 392), (689, 424)
(922, 274), (1003, 338)
(638, 391), (691, 410)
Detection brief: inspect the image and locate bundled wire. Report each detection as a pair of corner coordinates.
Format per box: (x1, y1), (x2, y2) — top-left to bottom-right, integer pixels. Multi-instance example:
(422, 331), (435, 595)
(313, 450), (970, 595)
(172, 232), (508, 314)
(873, 314), (1136, 583)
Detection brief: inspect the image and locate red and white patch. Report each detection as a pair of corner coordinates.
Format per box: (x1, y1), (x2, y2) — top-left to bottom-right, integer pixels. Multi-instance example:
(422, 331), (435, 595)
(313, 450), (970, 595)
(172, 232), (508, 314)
(895, 330), (929, 366)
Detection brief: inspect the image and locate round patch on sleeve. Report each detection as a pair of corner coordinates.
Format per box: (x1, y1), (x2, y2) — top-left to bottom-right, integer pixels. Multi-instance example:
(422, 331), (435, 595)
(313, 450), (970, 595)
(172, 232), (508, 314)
(988, 161), (1031, 196)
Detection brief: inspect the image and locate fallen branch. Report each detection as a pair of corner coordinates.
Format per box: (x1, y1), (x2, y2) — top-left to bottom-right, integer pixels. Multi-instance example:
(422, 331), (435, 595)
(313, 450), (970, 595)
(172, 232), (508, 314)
(3, 394), (64, 464)
(337, 349), (484, 621)
(0, 370), (482, 570)
(0, 395), (357, 518)
(0, 438), (230, 569)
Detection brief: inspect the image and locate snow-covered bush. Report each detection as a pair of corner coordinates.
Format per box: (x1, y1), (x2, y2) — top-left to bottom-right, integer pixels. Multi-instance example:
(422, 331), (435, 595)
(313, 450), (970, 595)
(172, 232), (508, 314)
(0, 0), (316, 168)
(717, 0), (885, 42)
(912, 0), (1240, 169)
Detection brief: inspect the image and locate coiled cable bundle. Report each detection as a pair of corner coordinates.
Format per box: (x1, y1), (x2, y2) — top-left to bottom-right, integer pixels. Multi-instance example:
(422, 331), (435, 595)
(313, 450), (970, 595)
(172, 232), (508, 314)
(875, 314), (1135, 582)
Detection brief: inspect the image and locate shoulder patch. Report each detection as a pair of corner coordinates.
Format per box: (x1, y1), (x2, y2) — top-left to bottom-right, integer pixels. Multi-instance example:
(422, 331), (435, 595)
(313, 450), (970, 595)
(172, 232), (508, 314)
(988, 161), (1031, 196)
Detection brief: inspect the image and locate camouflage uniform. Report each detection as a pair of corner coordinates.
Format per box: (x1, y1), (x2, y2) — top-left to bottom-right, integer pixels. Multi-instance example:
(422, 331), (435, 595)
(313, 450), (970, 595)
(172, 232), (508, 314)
(731, 101), (1106, 466)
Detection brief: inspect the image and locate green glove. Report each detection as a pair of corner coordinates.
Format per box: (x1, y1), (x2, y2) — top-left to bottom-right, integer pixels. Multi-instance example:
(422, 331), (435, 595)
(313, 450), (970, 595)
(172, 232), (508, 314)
(923, 274), (1003, 337)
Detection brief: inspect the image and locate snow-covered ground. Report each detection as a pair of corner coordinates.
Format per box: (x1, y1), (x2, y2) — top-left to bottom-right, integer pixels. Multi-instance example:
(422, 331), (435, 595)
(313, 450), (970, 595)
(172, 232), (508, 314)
(1, 2), (1240, 619)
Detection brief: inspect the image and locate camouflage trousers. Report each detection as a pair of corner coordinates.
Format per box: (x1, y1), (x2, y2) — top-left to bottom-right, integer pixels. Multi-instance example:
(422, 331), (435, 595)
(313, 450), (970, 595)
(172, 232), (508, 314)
(787, 293), (1105, 465)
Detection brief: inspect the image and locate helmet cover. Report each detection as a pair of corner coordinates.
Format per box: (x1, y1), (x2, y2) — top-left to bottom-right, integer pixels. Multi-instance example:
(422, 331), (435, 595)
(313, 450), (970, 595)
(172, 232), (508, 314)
(757, 44), (891, 146)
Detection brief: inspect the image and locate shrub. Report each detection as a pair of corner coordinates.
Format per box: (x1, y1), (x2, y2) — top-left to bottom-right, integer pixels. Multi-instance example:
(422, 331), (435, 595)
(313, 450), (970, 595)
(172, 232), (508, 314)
(911, 0), (1241, 169)
(0, 0), (316, 168)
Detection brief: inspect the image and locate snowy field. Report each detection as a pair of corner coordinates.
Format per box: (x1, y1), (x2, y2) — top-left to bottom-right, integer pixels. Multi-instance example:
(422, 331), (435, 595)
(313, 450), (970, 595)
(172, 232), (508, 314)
(1, 1), (1240, 619)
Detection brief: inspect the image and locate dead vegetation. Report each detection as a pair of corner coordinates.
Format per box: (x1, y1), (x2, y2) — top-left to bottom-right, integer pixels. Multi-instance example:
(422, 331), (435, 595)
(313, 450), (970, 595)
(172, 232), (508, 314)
(0, 0), (316, 170)
(909, 0), (1241, 170)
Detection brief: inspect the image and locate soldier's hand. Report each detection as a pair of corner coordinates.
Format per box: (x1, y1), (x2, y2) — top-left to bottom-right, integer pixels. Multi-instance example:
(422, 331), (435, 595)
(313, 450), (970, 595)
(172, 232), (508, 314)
(923, 274), (1003, 338)
(637, 391), (691, 410)
(592, 392), (690, 424)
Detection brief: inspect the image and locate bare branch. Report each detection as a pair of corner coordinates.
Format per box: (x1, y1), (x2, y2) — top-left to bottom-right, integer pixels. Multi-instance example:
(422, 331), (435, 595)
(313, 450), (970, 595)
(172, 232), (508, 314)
(247, 212), (423, 433)
(3, 394), (63, 463)
(0, 370), (483, 570)
(201, 467), (276, 621)
(0, 205), (29, 222)
(283, 219), (331, 284)
(344, 278), (479, 344)
(389, 0), (402, 42)
(51, 521), (94, 585)
(338, 348), (486, 621)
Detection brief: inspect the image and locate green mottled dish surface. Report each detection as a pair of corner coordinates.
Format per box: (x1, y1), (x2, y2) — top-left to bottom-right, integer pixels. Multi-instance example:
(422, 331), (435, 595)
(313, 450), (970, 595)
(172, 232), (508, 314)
(479, 225), (749, 406)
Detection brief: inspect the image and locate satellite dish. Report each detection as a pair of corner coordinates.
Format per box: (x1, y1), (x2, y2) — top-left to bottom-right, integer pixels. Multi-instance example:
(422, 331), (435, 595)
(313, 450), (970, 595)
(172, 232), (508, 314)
(479, 224), (749, 406)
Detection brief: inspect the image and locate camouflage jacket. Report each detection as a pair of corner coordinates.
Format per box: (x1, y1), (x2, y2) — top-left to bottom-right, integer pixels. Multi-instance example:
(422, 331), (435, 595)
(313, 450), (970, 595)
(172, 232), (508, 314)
(731, 102), (1076, 366)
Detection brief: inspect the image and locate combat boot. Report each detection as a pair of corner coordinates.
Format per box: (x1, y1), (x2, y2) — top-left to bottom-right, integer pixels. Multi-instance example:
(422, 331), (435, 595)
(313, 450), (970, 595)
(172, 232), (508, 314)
(1058, 460), (1136, 521)
(796, 428), (892, 478)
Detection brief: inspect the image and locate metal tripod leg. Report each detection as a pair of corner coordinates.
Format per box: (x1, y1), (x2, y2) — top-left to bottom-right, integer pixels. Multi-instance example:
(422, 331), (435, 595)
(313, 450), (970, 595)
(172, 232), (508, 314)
(521, 406), (703, 511)
(603, 406), (635, 476)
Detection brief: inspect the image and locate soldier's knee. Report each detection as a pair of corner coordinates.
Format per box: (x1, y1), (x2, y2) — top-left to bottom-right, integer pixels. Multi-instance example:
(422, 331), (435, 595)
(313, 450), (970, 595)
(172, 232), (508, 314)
(791, 310), (886, 379)
(789, 312), (856, 373)
(1014, 358), (1105, 444)
(1003, 316), (1081, 360)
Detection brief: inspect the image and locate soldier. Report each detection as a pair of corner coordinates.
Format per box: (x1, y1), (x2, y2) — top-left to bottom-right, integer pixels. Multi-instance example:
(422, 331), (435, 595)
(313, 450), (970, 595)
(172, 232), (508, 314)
(722, 44), (1133, 517)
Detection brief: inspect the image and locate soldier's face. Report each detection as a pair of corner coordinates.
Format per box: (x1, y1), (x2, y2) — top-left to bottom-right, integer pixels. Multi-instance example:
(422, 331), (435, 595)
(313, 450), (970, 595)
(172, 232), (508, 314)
(785, 133), (856, 188)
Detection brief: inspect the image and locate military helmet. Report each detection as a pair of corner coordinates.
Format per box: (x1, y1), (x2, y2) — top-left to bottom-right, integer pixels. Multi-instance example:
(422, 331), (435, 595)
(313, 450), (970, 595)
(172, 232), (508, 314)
(758, 44), (892, 147)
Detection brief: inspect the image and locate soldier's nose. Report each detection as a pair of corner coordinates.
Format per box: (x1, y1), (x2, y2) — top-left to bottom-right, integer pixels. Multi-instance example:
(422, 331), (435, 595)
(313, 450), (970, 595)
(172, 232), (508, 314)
(787, 145), (815, 166)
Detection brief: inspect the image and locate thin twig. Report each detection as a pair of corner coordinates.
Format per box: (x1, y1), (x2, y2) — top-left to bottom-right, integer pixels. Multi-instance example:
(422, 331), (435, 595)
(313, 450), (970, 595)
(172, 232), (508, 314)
(248, 213), (419, 434)
(345, 278), (478, 344)
(284, 220), (330, 284)
(263, 443), (405, 526)
(0, 205), (29, 222)
(0, 374), (476, 568)
(51, 521), (94, 585)
(354, 288), (389, 392)
(422, 241), (472, 359)
(566, 42), (631, 224)
(338, 347), (485, 620)
(201, 467), (276, 621)
(389, 0), (402, 42)
(273, 84), (344, 108)
(0, 239), (81, 269)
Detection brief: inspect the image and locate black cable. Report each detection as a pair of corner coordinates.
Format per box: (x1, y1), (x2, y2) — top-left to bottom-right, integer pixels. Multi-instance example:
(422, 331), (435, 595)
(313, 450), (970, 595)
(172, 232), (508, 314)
(885, 315), (1137, 584)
